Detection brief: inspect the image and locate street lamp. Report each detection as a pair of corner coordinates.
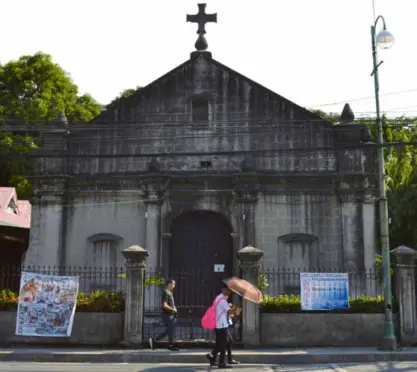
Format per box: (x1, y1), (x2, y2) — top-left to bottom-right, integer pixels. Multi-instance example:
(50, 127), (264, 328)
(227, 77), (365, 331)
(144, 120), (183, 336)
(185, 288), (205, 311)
(371, 15), (396, 350)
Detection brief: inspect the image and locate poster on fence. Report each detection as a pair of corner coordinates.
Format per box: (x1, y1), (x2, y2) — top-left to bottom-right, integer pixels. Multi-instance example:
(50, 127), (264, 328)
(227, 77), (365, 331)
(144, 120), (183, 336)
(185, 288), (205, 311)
(15, 272), (79, 337)
(300, 272), (349, 311)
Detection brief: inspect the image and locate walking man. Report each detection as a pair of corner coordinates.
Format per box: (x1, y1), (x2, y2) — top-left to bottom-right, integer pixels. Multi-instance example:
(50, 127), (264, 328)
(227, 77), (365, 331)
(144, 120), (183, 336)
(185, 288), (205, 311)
(206, 284), (233, 369)
(149, 279), (179, 351)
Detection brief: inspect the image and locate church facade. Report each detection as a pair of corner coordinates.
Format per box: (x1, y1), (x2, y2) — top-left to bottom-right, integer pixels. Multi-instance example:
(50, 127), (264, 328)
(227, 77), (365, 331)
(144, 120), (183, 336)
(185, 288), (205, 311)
(24, 5), (378, 297)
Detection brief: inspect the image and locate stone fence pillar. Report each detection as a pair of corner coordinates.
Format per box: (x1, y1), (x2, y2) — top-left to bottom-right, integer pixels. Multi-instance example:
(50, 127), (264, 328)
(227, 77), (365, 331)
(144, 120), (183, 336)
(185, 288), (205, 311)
(392, 245), (417, 345)
(237, 245), (263, 346)
(122, 245), (149, 346)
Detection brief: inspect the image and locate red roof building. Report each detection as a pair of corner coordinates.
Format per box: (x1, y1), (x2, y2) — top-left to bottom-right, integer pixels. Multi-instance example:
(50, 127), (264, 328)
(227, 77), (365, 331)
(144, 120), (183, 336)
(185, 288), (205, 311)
(0, 187), (31, 291)
(0, 187), (31, 229)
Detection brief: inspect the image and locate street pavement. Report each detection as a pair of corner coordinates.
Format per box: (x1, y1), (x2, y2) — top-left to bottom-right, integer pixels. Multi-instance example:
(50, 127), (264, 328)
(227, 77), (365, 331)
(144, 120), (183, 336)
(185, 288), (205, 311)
(1, 363), (417, 371)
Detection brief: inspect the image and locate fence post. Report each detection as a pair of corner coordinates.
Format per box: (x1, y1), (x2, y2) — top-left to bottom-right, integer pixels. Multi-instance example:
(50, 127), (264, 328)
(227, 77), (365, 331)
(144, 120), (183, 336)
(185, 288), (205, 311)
(237, 245), (263, 346)
(391, 245), (417, 345)
(122, 245), (149, 346)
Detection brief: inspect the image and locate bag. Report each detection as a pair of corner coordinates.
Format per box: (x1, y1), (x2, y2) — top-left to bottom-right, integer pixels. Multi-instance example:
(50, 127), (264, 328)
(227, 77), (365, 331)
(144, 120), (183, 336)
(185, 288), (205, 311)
(201, 296), (225, 330)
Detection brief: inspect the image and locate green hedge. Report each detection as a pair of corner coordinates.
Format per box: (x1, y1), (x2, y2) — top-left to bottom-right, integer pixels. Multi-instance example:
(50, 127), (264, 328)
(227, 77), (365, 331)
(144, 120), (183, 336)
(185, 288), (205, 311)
(0, 290), (124, 313)
(260, 295), (398, 313)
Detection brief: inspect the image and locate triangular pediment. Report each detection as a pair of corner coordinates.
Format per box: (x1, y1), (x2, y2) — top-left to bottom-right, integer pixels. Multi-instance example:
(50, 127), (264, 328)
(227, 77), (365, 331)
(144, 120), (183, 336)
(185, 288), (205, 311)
(94, 53), (331, 127)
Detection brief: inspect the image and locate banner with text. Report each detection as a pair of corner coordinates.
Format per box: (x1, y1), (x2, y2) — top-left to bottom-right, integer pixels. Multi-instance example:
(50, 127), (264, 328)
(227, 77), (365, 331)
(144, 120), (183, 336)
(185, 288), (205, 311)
(300, 272), (349, 311)
(16, 272), (79, 337)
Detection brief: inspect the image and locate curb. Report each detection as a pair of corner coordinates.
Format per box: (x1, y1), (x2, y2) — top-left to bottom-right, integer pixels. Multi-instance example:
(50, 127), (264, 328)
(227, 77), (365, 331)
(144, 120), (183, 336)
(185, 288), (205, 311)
(1, 350), (417, 364)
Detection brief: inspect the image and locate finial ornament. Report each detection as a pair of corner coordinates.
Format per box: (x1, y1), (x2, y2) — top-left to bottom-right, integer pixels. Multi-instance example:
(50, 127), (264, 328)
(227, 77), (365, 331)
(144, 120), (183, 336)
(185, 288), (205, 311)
(186, 3), (217, 51)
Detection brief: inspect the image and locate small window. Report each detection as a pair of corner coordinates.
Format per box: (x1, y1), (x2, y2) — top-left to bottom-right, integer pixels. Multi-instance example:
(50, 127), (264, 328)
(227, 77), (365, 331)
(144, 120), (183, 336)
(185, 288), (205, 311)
(192, 98), (209, 122)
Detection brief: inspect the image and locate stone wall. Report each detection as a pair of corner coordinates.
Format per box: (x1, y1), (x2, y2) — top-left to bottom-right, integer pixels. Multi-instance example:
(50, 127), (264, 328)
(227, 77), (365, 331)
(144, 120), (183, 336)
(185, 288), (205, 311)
(257, 193), (343, 270)
(261, 313), (399, 347)
(24, 192), (146, 268)
(0, 312), (123, 345)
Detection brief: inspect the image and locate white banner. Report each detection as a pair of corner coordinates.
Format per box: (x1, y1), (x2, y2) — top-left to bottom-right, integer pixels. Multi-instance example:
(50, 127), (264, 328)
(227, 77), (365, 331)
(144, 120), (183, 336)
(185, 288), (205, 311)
(16, 272), (79, 337)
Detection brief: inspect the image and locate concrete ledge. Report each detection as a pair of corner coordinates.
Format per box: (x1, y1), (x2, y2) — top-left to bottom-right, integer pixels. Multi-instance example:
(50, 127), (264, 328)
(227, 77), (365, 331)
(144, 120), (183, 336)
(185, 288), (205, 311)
(0, 348), (417, 364)
(0, 311), (123, 345)
(261, 313), (400, 347)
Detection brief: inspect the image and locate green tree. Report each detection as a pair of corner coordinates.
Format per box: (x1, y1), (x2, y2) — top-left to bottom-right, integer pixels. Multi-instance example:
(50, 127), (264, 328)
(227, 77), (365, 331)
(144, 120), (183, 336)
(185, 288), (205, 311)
(0, 52), (102, 198)
(0, 52), (101, 123)
(106, 87), (142, 108)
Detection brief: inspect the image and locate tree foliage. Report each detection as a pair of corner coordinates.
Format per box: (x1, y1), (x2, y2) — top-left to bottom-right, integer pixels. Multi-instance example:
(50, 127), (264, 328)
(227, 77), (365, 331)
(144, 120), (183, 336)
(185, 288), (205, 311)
(0, 52), (102, 199)
(0, 52), (101, 123)
(313, 108), (417, 249)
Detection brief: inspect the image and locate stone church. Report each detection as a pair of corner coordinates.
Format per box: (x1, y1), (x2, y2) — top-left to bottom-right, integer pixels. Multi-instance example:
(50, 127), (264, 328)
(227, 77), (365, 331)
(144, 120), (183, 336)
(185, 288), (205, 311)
(24, 4), (377, 297)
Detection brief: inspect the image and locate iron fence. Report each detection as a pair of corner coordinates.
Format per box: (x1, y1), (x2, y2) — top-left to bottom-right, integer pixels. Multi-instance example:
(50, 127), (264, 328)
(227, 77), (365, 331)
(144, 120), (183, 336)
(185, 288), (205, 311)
(0, 265), (125, 294)
(261, 267), (383, 298)
(143, 268), (242, 343)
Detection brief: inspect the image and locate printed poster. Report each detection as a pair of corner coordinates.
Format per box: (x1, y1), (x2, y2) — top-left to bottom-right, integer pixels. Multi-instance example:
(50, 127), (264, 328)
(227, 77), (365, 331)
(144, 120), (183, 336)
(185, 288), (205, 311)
(300, 272), (349, 311)
(15, 272), (79, 337)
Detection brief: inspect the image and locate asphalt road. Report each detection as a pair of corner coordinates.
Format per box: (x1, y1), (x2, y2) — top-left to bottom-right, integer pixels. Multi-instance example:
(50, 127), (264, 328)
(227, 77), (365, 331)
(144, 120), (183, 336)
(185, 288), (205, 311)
(1, 363), (417, 372)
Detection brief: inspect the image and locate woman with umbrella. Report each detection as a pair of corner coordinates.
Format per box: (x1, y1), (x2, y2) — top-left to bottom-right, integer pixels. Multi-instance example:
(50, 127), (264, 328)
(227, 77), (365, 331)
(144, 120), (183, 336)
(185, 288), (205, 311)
(205, 277), (263, 368)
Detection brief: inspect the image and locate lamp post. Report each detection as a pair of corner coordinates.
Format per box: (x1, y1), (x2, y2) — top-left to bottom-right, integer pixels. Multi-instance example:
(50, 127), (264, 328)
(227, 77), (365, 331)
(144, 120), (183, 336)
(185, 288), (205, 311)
(371, 15), (396, 350)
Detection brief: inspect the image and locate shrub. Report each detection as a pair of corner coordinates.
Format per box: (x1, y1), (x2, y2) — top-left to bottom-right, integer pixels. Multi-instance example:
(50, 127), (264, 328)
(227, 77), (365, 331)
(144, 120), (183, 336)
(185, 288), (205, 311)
(260, 294), (398, 313)
(0, 290), (18, 311)
(0, 290), (124, 313)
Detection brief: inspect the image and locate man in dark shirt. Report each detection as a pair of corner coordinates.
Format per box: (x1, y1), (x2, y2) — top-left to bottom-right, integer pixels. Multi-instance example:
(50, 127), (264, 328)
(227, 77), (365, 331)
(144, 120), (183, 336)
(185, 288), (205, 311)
(149, 279), (178, 351)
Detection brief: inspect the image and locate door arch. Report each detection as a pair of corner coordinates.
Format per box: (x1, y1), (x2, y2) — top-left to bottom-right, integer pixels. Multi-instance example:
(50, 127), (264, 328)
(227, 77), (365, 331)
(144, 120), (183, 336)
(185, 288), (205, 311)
(169, 210), (234, 311)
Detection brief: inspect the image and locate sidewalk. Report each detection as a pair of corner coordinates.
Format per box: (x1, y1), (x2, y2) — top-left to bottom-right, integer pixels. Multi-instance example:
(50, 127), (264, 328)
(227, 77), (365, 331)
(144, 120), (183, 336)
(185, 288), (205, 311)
(1, 347), (417, 364)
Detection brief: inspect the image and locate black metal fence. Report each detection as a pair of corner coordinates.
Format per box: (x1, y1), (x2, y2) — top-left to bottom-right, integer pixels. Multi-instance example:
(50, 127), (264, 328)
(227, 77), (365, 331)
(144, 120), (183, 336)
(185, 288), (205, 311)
(143, 268), (242, 343)
(0, 265), (125, 294)
(261, 268), (383, 298)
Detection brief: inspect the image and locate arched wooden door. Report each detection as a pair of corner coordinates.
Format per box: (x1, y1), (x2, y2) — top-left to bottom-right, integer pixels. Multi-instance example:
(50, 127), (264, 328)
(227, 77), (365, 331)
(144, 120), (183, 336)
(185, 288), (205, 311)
(170, 210), (234, 315)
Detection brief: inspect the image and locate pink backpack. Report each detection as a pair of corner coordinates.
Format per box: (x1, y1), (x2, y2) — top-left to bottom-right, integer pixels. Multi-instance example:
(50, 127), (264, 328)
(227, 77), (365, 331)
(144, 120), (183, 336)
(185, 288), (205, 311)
(201, 296), (225, 330)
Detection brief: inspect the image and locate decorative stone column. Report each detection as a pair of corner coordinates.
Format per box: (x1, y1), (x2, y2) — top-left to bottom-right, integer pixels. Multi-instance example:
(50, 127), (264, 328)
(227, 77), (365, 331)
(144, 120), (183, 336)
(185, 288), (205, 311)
(145, 185), (163, 270)
(122, 245), (149, 346)
(392, 245), (417, 345)
(237, 245), (263, 346)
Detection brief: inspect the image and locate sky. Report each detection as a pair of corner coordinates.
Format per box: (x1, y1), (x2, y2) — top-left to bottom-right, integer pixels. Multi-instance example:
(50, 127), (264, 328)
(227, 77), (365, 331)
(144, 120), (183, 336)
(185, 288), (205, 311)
(1, 0), (416, 118)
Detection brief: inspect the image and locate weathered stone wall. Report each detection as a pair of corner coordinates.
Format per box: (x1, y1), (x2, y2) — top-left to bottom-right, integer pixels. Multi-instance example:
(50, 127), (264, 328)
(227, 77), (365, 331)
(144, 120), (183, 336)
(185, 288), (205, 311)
(27, 52), (375, 270)
(257, 193), (342, 270)
(0, 312), (123, 345)
(24, 191), (146, 269)
(37, 53), (369, 176)
(261, 313), (399, 347)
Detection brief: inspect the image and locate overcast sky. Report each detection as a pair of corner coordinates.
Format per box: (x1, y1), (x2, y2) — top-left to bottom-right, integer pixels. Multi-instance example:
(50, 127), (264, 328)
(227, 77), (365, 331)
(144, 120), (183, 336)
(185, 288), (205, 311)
(2, 0), (415, 117)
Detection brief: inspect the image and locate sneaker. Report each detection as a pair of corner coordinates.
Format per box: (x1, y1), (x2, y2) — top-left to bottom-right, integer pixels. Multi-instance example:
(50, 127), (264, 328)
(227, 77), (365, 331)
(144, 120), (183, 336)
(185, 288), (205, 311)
(228, 360), (240, 365)
(149, 338), (155, 350)
(206, 353), (216, 366)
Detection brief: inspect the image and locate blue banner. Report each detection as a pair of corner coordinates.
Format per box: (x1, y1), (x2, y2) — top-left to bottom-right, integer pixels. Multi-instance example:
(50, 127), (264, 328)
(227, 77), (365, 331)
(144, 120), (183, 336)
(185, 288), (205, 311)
(300, 272), (349, 311)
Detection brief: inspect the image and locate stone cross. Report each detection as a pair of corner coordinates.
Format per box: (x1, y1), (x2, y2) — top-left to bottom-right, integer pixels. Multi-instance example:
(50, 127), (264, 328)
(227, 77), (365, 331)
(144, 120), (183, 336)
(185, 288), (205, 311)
(186, 3), (217, 35)
(186, 3), (217, 51)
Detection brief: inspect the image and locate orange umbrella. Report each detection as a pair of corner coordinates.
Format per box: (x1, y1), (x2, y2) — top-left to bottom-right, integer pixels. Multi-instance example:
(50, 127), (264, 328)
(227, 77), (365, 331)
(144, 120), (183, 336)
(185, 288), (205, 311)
(223, 277), (263, 304)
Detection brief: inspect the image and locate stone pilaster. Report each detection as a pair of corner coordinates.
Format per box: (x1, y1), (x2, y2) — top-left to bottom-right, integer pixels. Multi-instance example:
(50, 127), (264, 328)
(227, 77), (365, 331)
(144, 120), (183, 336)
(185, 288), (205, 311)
(392, 245), (417, 345)
(144, 185), (163, 270)
(237, 245), (263, 346)
(122, 245), (149, 346)
(24, 190), (67, 268)
(362, 192), (377, 269)
(338, 191), (362, 270)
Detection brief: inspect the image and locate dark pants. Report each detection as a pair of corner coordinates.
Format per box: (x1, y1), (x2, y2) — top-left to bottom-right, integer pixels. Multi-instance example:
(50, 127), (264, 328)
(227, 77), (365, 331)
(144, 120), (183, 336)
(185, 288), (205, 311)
(155, 313), (176, 344)
(213, 328), (228, 365)
(212, 328), (233, 362)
